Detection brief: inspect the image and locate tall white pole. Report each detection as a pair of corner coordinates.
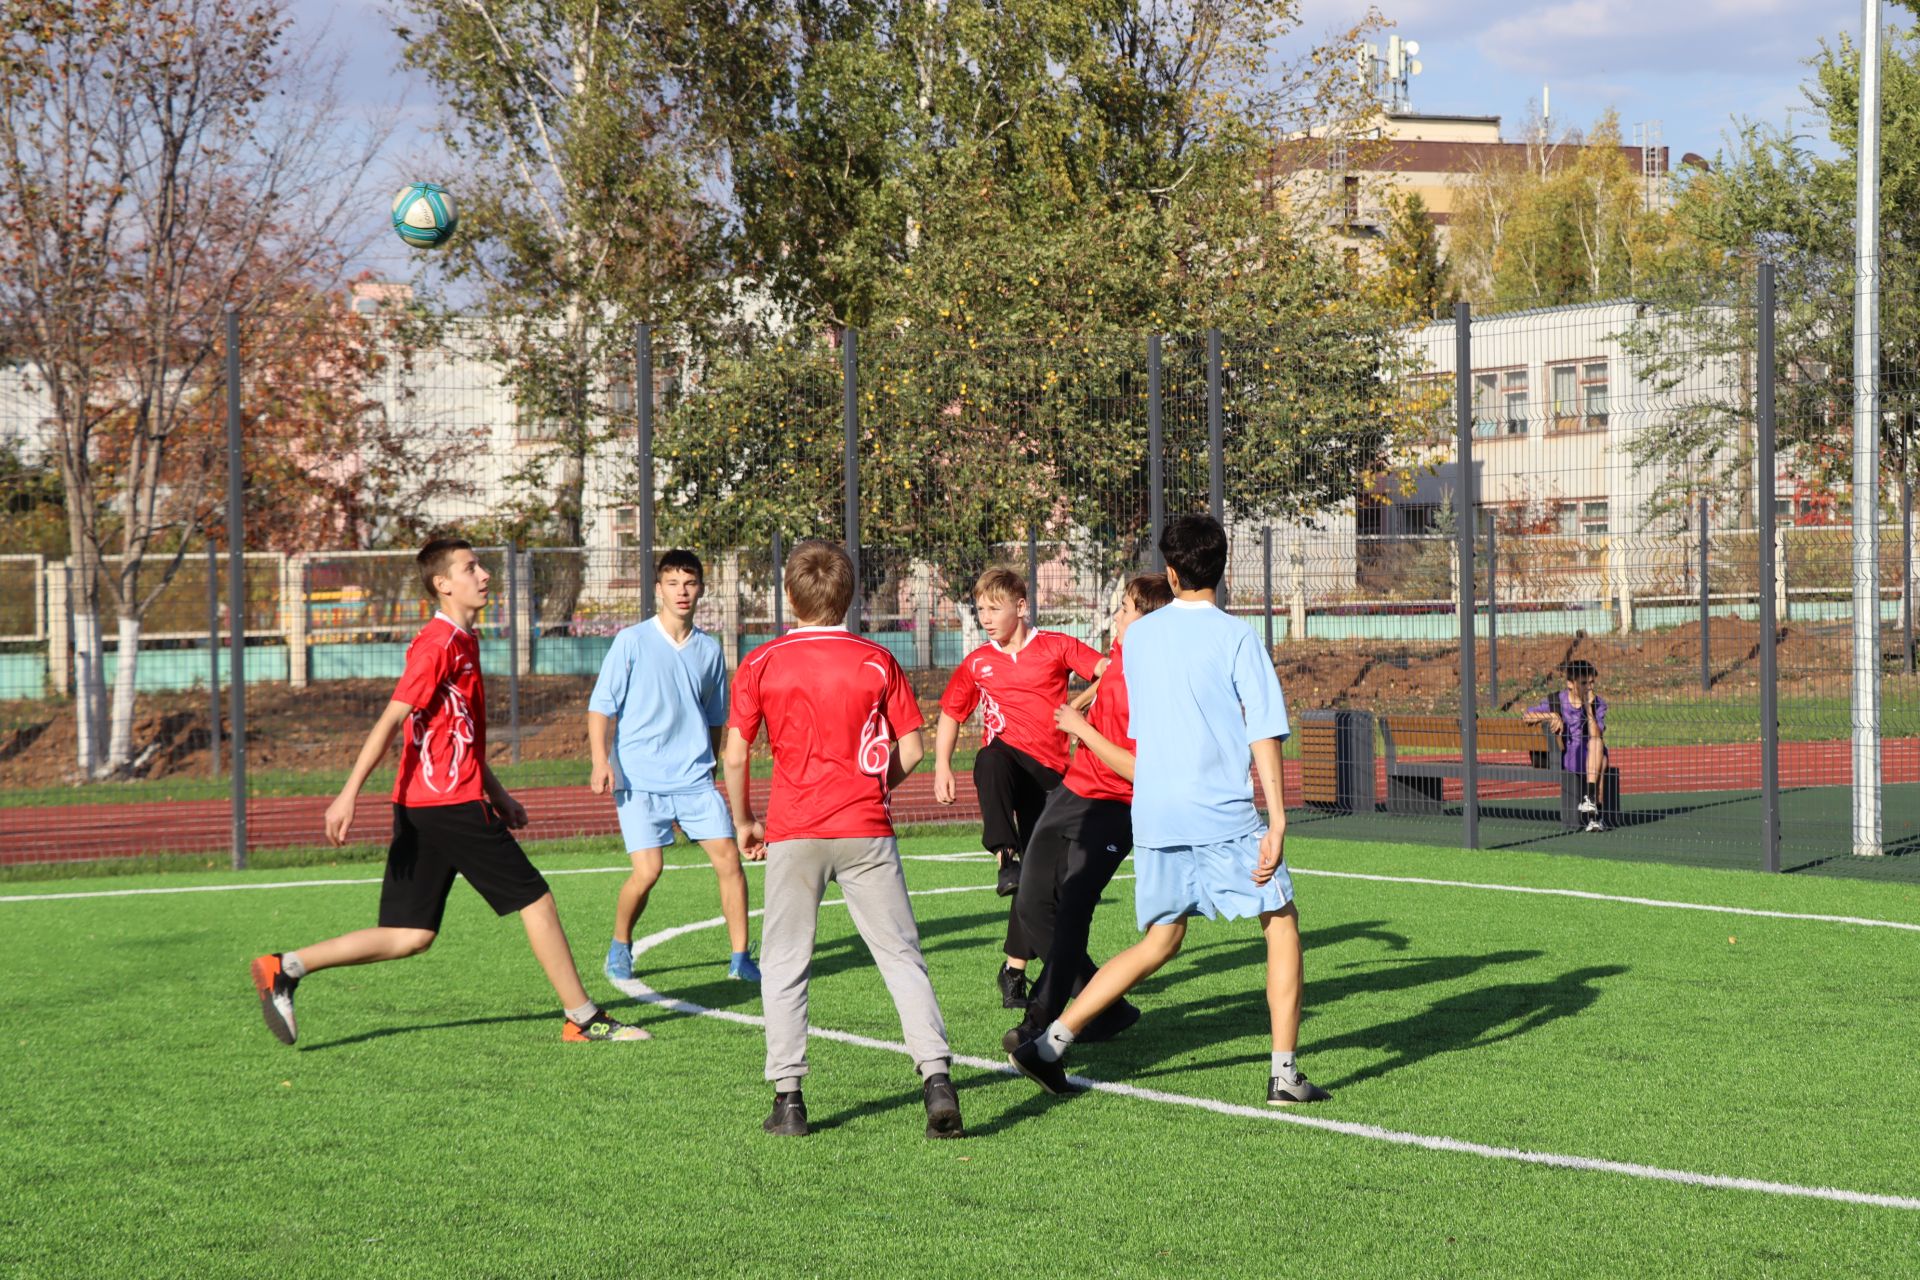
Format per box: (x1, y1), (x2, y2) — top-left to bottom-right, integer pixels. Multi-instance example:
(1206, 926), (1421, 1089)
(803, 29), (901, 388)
(1853, 0), (1885, 856)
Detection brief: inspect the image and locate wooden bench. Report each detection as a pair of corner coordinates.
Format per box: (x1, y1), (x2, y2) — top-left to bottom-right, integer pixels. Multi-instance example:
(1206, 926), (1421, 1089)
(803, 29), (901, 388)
(1380, 714), (1619, 829)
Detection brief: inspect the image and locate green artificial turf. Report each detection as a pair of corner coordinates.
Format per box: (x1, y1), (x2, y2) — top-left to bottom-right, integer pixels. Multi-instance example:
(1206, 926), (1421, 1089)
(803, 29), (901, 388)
(2, 833), (1917, 1277)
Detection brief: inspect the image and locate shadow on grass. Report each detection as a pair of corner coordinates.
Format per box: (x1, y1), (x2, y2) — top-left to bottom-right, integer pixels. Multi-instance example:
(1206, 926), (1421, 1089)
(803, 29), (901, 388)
(299, 1008), (558, 1051)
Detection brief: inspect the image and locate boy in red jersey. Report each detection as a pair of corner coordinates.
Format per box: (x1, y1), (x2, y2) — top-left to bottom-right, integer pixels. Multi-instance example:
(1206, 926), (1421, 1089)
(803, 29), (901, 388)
(1003, 573), (1172, 1053)
(933, 567), (1107, 1008)
(723, 540), (963, 1140)
(249, 538), (646, 1046)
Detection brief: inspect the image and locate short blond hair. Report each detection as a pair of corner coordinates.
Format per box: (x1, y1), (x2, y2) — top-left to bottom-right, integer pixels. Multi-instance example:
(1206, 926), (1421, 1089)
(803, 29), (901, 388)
(786, 540), (854, 624)
(972, 566), (1027, 606)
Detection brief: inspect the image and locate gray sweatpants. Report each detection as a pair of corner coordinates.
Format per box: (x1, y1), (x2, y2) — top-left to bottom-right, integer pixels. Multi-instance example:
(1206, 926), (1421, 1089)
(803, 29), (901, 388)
(761, 836), (952, 1086)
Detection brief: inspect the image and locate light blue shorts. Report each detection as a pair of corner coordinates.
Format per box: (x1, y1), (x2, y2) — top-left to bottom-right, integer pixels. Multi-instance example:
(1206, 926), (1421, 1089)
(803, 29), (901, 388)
(1133, 830), (1294, 930)
(615, 787), (735, 851)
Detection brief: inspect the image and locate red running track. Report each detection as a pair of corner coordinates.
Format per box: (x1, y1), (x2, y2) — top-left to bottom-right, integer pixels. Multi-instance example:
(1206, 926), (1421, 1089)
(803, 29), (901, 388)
(3, 739), (1915, 865)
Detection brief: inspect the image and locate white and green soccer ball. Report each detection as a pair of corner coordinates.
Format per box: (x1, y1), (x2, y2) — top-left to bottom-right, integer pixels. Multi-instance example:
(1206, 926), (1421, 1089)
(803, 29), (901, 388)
(391, 182), (458, 249)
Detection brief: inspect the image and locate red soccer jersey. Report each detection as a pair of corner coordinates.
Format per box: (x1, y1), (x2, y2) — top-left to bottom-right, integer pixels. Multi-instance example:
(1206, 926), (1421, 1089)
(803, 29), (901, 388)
(940, 629), (1105, 773)
(390, 613), (487, 807)
(1060, 643), (1133, 804)
(729, 626), (926, 843)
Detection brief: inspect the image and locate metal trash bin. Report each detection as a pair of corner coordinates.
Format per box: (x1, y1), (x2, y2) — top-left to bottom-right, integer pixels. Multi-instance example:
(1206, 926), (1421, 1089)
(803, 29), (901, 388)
(1298, 709), (1376, 814)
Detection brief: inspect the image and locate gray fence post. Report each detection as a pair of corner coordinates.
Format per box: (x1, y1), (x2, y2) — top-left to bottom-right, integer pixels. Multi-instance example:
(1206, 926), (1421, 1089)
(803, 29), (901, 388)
(224, 307), (248, 870)
(206, 536), (220, 779)
(842, 327), (862, 635)
(636, 324), (656, 621)
(1903, 466), (1913, 675)
(1027, 529), (1040, 619)
(1207, 328), (1225, 605)
(1262, 525), (1274, 649)
(505, 542), (522, 767)
(772, 527), (784, 633)
(1454, 302), (1479, 849)
(1758, 263), (1781, 873)
(1699, 494), (1711, 693)
(1148, 335), (1165, 570)
(1487, 517), (1499, 708)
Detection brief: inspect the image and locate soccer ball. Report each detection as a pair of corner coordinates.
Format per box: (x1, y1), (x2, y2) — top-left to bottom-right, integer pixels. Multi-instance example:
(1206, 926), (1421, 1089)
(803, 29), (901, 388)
(391, 182), (458, 249)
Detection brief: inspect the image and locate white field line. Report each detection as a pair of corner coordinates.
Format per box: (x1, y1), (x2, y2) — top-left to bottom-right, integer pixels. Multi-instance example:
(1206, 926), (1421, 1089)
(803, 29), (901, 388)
(0, 853), (992, 904)
(621, 886), (1920, 1213)
(6, 853), (1920, 939)
(1290, 868), (1920, 933)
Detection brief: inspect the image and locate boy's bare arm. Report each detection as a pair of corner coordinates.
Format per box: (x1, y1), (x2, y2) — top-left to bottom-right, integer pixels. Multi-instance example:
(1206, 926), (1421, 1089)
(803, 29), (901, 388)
(588, 710), (616, 793)
(889, 728), (926, 791)
(932, 713), (961, 804)
(323, 700), (414, 846)
(479, 758), (528, 829)
(1054, 703), (1133, 781)
(1250, 736), (1288, 885)
(723, 727), (764, 859)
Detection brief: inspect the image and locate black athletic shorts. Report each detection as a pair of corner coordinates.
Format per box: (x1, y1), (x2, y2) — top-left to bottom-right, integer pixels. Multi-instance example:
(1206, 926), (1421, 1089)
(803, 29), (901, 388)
(378, 801), (551, 932)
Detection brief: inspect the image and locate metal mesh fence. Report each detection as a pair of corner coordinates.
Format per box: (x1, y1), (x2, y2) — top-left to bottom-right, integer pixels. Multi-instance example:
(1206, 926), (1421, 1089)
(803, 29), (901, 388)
(3, 271), (1918, 878)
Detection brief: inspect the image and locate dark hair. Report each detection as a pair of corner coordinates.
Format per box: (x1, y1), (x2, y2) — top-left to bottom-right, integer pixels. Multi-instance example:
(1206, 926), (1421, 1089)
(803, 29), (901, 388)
(417, 537), (474, 601)
(1565, 659), (1598, 681)
(1159, 514), (1227, 592)
(1124, 573), (1174, 614)
(657, 548), (704, 583)
(786, 540), (854, 624)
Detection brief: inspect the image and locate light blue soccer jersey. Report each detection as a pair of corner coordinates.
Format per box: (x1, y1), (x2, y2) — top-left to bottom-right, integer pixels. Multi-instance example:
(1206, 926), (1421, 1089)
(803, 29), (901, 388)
(1124, 599), (1290, 848)
(588, 617), (728, 794)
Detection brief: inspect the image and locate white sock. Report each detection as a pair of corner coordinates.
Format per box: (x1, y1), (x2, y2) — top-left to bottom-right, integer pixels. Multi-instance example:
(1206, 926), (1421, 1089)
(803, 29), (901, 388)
(281, 952), (307, 980)
(565, 1001), (600, 1025)
(1037, 1020), (1076, 1063)
(1271, 1050), (1298, 1080)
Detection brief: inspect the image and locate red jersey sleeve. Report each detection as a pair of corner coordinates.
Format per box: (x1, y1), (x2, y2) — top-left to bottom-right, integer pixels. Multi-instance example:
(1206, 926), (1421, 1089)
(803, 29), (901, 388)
(887, 655), (926, 736)
(938, 661), (979, 721)
(392, 627), (450, 709)
(1062, 635), (1105, 682)
(728, 651), (764, 743)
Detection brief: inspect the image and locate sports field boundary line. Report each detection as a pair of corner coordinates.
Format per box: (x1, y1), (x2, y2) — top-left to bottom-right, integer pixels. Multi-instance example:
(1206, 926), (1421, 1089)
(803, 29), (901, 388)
(1290, 868), (1920, 933)
(621, 889), (1920, 1213)
(8, 855), (1920, 937)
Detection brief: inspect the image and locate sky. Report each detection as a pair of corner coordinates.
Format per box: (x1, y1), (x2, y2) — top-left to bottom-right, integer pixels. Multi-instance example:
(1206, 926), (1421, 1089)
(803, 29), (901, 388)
(295, 0), (1888, 282)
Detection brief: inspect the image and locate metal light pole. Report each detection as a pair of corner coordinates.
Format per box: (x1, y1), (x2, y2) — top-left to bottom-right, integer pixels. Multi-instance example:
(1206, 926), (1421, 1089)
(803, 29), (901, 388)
(1852, 0), (1885, 856)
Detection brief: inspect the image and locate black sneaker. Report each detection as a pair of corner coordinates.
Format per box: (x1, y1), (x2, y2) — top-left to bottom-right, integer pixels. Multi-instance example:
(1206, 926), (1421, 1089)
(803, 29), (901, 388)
(1078, 998), (1141, 1044)
(1266, 1073), (1332, 1105)
(764, 1091), (809, 1136)
(997, 963), (1030, 1009)
(250, 954), (299, 1045)
(1008, 1037), (1083, 1096)
(995, 849), (1022, 897)
(1001, 1017), (1041, 1055)
(922, 1073), (966, 1139)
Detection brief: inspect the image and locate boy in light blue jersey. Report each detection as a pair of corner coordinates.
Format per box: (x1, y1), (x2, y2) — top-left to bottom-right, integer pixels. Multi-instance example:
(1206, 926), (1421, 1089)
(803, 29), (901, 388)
(1009, 515), (1331, 1106)
(589, 549), (758, 982)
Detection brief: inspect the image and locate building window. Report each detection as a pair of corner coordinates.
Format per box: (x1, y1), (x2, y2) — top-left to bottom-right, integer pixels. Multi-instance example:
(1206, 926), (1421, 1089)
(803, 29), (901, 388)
(1343, 175), (1360, 222)
(1550, 364), (1579, 432)
(1472, 373), (1499, 437)
(612, 506), (643, 576)
(1502, 371), (1528, 435)
(1581, 500), (1608, 535)
(1401, 503), (1443, 537)
(1474, 370), (1529, 437)
(513, 399), (561, 443)
(610, 378), (637, 419)
(1581, 361), (1608, 430)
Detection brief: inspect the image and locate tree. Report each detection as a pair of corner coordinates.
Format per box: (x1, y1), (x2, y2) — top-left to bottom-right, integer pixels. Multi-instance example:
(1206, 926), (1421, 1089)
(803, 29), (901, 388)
(660, 0), (1419, 626)
(1621, 21), (1920, 527)
(1376, 191), (1452, 321)
(0, 0), (381, 776)
(1449, 111), (1669, 310)
(393, 0), (735, 555)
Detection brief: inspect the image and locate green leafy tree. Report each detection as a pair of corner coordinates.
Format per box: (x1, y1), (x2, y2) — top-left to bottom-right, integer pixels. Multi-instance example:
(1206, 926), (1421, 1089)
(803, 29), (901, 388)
(1377, 191), (1453, 321)
(394, 0), (736, 556)
(662, 0), (1421, 626)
